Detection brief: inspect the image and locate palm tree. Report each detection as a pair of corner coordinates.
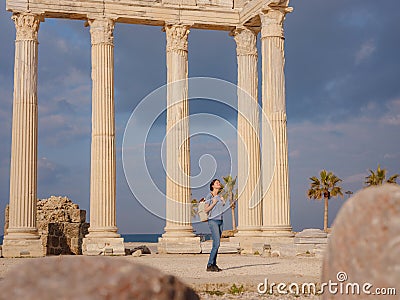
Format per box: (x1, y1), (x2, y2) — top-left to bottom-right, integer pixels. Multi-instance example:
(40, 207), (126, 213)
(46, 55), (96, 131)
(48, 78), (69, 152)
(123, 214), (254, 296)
(365, 165), (399, 186)
(221, 175), (238, 231)
(307, 170), (344, 232)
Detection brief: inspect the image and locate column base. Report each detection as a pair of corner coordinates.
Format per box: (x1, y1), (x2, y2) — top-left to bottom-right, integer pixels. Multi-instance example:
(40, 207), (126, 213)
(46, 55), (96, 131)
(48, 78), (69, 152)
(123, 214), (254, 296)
(85, 227), (121, 238)
(82, 237), (125, 256)
(162, 225), (196, 238)
(5, 228), (40, 240)
(261, 225), (294, 237)
(235, 226), (262, 237)
(157, 236), (201, 254)
(2, 238), (44, 258)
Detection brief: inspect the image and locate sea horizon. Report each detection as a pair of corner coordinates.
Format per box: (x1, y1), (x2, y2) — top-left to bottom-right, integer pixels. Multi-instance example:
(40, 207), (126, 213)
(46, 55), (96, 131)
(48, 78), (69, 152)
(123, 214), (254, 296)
(0, 233), (212, 244)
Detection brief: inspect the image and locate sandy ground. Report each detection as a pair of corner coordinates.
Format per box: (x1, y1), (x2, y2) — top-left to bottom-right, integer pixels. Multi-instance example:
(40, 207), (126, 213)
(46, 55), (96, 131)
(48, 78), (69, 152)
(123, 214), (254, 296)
(0, 243), (323, 299)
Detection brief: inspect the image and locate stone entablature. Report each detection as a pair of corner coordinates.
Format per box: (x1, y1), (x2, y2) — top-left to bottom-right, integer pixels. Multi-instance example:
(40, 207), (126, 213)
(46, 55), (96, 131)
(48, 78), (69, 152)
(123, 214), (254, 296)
(5, 196), (89, 255)
(6, 0), (290, 31)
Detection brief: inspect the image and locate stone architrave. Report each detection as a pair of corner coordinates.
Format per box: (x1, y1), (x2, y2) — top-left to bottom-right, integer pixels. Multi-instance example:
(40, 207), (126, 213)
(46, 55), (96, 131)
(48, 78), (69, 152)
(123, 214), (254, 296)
(158, 24), (200, 254)
(83, 18), (124, 256)
(260, 5), (294, 237)
(2, 13), (44, 258)
(232, 27), (262, 237)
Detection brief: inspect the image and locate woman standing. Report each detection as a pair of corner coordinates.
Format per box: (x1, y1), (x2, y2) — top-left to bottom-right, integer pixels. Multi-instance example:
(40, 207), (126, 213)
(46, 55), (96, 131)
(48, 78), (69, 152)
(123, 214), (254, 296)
(204, 179), (226, 272)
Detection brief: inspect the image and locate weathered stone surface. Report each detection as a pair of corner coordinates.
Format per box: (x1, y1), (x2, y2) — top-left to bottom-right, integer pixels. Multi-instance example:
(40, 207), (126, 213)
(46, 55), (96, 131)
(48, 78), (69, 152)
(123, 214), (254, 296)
(4, 196), (89, 255)
(271, 250), (280, 257)
(294, 228), (328, 252)
(83, 237), (125, 256)
(295, 228), (327, 238)
(132, 249), (142, 257)
(158, 237), (201, 254)
(130, 245), (152, 255)
(38, 196), (89, 255)
(2, 239), (43, 258)
(0, 256), (200, 300)
(200, 241), (240, 254)
(322, 185), (400, 299)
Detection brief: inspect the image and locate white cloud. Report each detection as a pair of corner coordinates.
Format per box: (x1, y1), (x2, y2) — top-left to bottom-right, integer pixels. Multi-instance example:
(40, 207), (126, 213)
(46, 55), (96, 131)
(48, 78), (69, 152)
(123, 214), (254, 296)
(380, 99), (400, 125)
(383, 153), (398, 159)
(39, 113), (90, 146)
(55, 38), (68, 53)
(355, 39), (376, 64)
(343, 173), (366, 184)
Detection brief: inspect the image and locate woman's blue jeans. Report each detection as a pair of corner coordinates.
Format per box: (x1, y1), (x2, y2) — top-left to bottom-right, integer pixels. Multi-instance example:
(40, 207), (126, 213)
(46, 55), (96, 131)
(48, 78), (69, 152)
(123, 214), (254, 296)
(207, 219), (223, 266)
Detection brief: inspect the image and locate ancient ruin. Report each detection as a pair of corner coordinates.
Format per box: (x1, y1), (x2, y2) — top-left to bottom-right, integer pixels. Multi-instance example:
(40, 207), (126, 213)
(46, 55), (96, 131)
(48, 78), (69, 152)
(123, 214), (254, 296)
(3, 0), (293, 257)
(4, 196), (89, 256)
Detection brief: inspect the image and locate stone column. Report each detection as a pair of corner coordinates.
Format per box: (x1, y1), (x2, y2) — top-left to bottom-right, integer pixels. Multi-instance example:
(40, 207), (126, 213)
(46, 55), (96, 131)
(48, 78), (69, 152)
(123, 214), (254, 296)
(260, 6), (294, 237)
(3, 13), (44, 258)
(158, 24), (200, 254)
(232, 27), (262, 237)
(83, 18), (124, 255)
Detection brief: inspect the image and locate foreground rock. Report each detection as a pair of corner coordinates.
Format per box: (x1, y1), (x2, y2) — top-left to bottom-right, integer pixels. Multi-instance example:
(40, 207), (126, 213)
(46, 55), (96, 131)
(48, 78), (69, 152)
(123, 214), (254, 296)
(0, 256), (199, 300)
(322, 184), (400, 299)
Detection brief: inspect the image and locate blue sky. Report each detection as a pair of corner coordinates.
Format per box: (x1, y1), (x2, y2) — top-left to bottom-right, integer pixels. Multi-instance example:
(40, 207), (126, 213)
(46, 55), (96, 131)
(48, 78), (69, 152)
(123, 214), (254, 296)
(0, 0), (399, 234)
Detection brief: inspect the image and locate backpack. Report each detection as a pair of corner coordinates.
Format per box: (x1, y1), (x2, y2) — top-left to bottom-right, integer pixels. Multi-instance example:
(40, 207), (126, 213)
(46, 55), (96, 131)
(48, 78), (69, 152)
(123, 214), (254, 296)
(198, 201), (208, 222)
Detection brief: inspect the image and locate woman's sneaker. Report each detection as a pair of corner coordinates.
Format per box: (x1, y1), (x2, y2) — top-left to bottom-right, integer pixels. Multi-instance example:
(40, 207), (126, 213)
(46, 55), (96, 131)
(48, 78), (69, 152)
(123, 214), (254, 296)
(213, 264), (222, 271)
(206, 265), (219, 272)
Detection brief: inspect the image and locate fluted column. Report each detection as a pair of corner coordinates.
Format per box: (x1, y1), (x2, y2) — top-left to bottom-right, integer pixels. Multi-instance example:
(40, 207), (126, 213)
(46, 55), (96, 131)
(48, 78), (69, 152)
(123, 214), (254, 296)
(260, 6), (294, 236)
(232, 27), (262, 236)
(162, 24), (195, 238)
(86, 18), (119, 238)
(3, 13), (44, 257)
(83, 18), (124, 255)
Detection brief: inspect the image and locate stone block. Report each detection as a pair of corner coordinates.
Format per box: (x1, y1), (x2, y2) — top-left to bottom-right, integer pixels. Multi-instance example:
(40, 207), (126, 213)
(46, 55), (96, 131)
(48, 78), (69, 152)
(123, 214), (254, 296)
(294, 228), (328, 244)
(67, 238), (83, 255)
(271, 250), (280, 257)
(2, 238), (44, 258)
(158, 236), (201, 254)
(59, 237), (69, 251)
(128, 245), (151, 255)
(69, 238), (81, 255)
(295, 228), (327, 238)
(322, 185), (400, 299)
(294, 237), (328, 244)
(82, 237), (125, 256)
(51, 236), (60, 248)
(48, 223), (64, 236)
(63, 223), (80, 237)
(68, 209), (86, 223)
(132, 249), (142, 257)
(200, 241), (240, 254)
(79, 223), (90, 238)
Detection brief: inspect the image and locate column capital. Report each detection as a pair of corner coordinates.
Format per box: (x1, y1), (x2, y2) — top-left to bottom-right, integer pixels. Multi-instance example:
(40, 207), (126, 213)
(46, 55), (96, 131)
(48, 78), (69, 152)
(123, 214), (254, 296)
(12, 13), (43, 41)
(88, 18), (115, 45)
(259, 6), (293, 39)
(232, 27), (258, 56)
(164, 24), (190, 53)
